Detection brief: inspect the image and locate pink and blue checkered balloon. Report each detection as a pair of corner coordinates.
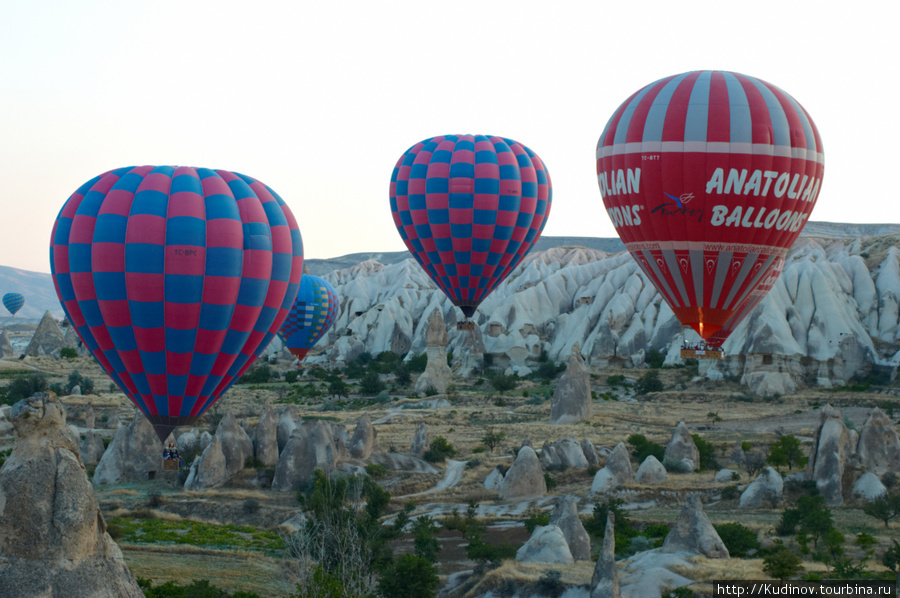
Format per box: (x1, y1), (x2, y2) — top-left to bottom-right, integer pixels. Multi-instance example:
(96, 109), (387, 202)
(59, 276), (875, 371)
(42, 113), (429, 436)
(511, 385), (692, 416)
(2, 292), (24, 316)
(50, 166), (303, 442)
(390, 135), (552, 318)
(277, 274), (338, 361)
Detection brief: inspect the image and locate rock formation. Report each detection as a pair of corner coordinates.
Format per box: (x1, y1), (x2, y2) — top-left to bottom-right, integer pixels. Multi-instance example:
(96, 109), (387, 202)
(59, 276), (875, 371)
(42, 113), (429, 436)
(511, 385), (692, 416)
(93, 413), (163, 485)
(177, 428), (200, 456)
(83, 403), (95, 429)
(663, 421), (699, 472)
(550, 344), (592, 424)
(79, 430), (106, 465)
(214, 412), (253, 478)
(549, 495), (591, 561)
(272, 420), (340, 491)
(349, 414), (379, 459)
(413, 308), (453, 395)
(0, 329), (13, 357)
(852, 472), (887, 501)
(483, 466), (504, 491)
(634, 455), (667, 484)
(582, 438), (600, 468)
(591, 512), (620, 598)
(541, 437), (590, 470)
(183, 436), (228, 490)
(24, 310), (65, 356)
(740, 466), (784, 508)
(515, 525), (574, 565)
(277, 408), (297, 453)
(499, 446), (546, 500)
(805, 404), (853, 505)
(662, 494), (729, 558)
(253, 405), (279, 467)
(591, 442), (633, 494)
(410, 423), (428, 458)
(0, 392), (143, 597)
(855, 408), (900, 475)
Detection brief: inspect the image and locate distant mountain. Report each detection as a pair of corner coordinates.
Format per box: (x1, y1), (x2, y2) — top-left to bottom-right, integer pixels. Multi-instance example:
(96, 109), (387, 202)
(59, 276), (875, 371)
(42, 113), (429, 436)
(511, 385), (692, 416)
(2, 222), (897, 324)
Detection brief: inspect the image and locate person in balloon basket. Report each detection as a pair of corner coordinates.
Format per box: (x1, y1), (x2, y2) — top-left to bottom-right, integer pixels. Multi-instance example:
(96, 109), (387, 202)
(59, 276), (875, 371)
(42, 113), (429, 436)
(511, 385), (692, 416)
(163, 442), (182, 467)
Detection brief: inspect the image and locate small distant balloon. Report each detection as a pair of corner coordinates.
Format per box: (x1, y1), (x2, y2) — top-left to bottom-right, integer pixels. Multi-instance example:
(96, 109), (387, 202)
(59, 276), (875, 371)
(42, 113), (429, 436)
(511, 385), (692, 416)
(50, 166), (303, 442)
(390, 134), (552, 319)
(277, 274), (339, 361)
(2, 292), (24, 316)
(596, 70), (823, 346)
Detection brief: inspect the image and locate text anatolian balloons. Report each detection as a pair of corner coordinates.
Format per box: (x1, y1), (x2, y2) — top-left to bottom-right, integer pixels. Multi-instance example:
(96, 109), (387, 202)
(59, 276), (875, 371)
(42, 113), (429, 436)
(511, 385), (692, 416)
(50, 166), (303, 442)
(390, 134), (552, 319)
(597, 70), (823, 345)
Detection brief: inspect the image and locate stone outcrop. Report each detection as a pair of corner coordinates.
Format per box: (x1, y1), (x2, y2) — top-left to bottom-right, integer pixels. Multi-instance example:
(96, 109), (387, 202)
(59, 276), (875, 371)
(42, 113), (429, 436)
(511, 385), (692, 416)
(852, 472), (887, 501)
(805, 404), (853, 505)
(277, 408), (297, 453)
(349, 414), (378, 459)
(93, 413), (163, 485)
(740, 466), (784, 508)
(591, 512), (620, 598)
(634, 455), (667, 484)
(499, 446), (546, 500)
(83, 403), (95, 429)
(413, 308), (453, 395)
(272, 420), (340, 491)
(215, 412), (253, 478)
(550, 344), (592, 424)
(483, 466), (504, 491)
(177, 428), (200, 456)
(410, 423), (428, 458)
(24, 311), (65, 356)
(541, 437), (590, 470)
(582, 438), (600, 468)
(855, 408), (900, 475)
(253, 405), (279, 467)
(662, 494), (729, 559)
(369, 452), (441, 474)
(550, 495), (591, 561)
(515, 525), (574, 565)
(0, 392), (143, 597)
(183, 435), (228, 490)
(79, 430), (106, 465)
(591, 442), (632, 494)
(663, 421), (699, 472)
(0, 329), (13, 357)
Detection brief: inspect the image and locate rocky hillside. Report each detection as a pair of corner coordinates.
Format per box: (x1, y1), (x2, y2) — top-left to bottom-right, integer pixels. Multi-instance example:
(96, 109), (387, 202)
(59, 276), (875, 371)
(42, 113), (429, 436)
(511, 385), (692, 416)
(304, 233), (900, 396)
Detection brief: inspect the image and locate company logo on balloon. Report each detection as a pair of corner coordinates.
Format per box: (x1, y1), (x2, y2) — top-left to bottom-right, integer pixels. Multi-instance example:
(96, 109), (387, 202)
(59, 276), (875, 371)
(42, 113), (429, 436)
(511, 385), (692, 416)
(597, 167), (640, 196)
(706, 168), (821, 201)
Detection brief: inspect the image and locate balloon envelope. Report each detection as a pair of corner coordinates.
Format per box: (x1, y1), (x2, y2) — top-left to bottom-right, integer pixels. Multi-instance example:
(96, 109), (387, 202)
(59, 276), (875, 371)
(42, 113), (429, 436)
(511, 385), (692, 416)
(50, 166), (303, 441)
(390, 134), (552, 318)
(596, 70), (823, 344)
(2, 292), (24, 316)
(277, 274), (338, 360)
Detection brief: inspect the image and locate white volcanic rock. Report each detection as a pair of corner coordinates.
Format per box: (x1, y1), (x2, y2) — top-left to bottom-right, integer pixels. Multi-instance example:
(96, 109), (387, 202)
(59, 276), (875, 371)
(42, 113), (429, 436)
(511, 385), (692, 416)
(740, 466), (784, 508)
(410, 423), (428, 458)
(349, 414), (379, 459)
(805, 404), (853, 505)
(663, 421), (699, 472)
(515, 525), (574, 565)
(634, 455), (667, 484)
(93, 413), (163, 485)
(0, 329), (13, 357)
(303, 235), (900, 395)
(253, 405), (279, 467)
(550, 344), (592, 424)
(499, 446), (546, 500)
(852, 472), (888, 501)
(855, 408), (900, 475)
(24, 310), (65, 356)
(483, 466), (504, 491)
(549, 495), (591, 561)
(591, 512), (620, 598)
(413, 308), (453, 395)
(662, 494), (729, 559)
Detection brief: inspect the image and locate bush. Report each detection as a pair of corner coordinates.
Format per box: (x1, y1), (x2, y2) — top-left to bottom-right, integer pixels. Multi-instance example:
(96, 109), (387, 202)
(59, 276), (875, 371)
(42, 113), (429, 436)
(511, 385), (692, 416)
(633, 370), (663, 395)
(714, 522), (760, 557)
(490, 372), (518, 394)
(239, 365), (272, 384)
(533, 570), (566, 598)
(60, 347), (77, 359)
(365, 463), (388, 479)
(663, 457), (693, 473)
(423, 436), (456, 463)
(607, 374), (627, 387)
(646, 348), (664, 368)
(523, 509), (551, 533)
(627, 434), (665, 463)
(284, 370), (300, 384)
(543, 472), (557, 491)
(3, 373), (48, 404)
(691, 433), (718, 471)
(406, 352), (427, 373)
(359, 371), (384, 395)
(66, 370), (94, 395)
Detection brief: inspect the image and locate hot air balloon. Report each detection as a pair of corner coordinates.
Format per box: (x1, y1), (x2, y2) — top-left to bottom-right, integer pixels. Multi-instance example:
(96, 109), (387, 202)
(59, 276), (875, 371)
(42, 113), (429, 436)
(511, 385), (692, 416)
(390, 134), (552, 323)
(2, 292), (24, 316)
(50, 166), (303, 442)
(277, 273), (338, 361)
(596, 70), (823, 350)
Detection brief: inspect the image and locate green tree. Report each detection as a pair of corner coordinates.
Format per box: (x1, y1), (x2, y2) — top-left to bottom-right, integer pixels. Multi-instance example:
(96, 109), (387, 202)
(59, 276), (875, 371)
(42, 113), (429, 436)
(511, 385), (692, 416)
(394, 365), (411, 386)
(713, 522), (759, 558)
(627, 434), (665, 463)
(489, 372), (518, 394)
(767, 435), (807, 471)
(359, 371), (384, 395)
(423, 436), (456, 463)
(763, 546), (803, 580)
(633, 370), (663, 395)
(60, 347), (78, 359)
(328, 378), (349, 399)
(377, 554), (439, 598)
(411, 515), (441, 563)
(66, 370), (94, 395)
(480, 427), (506, 455)
(862, 493), (900, 528)
(691, 433), (718, 471)
(3, 373), (48, 403)
(882, 540), (900, 592)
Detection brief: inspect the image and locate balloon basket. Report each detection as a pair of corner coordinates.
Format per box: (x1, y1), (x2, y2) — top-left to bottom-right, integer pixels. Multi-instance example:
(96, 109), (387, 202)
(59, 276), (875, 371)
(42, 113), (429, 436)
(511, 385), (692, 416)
(456, 321), (475, 331)
(162, 459), (179, 471)
(680, 348), (723, 360)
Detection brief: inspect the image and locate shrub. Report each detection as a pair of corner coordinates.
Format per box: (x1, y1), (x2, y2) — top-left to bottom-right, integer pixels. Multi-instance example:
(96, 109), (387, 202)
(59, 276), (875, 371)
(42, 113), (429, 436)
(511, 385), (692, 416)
(423, 436), (456, 463)
(489, 372), (518, 394)
(534, 570), (566, 598)
(714, 522), (760, 557)
(634, 370), (663, 395)
(284, 369), (300, 384)
(359, 371), (384, 395)
(242, 498), (260, 515)
(663, 457), (693, 473)
(406, 352), (427, 373)
(239, 364), (271, 384)
(691, 433), (718, 471)
(523, 509), (551, 533)
(627, 434), (665, 463)
(365, 463), (388, 479)
(763, 546), (803, 580)
(607, 374), (626, 387)
(646, 349), (664, 368)
(4, 372), (48, 404)
(60, 347), (77, 359)
(543, 472), (557, 490)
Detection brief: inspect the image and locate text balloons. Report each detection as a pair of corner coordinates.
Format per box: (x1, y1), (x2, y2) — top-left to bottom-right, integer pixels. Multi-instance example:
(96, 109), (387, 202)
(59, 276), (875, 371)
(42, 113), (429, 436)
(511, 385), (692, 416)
(390, 134), (551, 318)
(277, 274), (338, 361)
(50, 166), (303, 442)
(2, 292), (24, 316)
(597, 70), (823, 344)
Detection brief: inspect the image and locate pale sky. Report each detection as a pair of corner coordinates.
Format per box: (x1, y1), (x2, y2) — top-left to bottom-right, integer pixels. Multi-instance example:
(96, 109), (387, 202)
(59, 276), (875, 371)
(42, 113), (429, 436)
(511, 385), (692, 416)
(1, 0), (896, 274)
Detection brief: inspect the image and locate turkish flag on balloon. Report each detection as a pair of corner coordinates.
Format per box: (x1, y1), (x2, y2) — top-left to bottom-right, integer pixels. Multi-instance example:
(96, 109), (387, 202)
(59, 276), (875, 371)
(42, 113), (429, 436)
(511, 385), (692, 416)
(597, 70), (824, 344)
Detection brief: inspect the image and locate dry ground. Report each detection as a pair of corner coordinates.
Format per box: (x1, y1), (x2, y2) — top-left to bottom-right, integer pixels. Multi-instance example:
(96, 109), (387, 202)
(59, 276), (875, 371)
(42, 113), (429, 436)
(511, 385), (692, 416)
(2, 353), (899, 595)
